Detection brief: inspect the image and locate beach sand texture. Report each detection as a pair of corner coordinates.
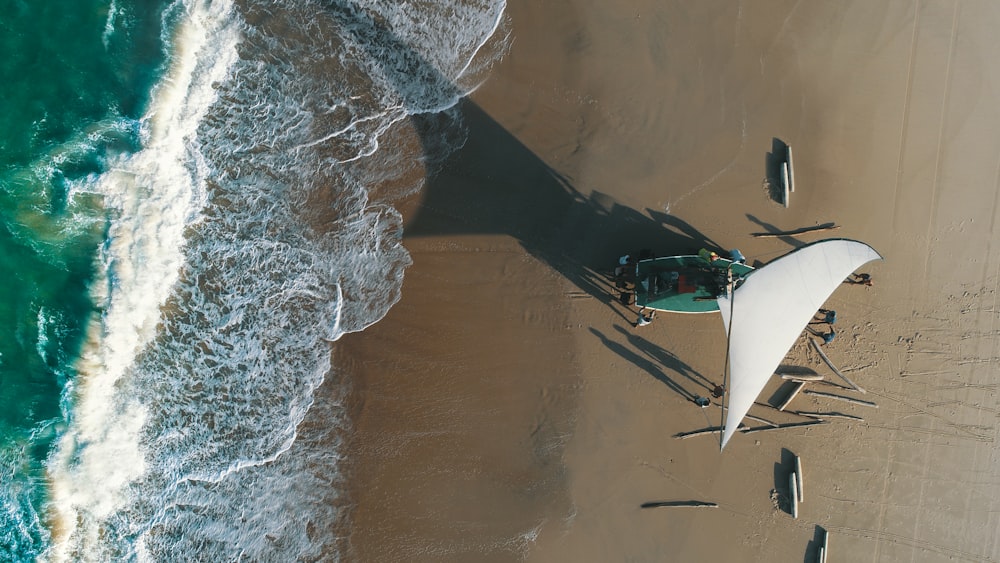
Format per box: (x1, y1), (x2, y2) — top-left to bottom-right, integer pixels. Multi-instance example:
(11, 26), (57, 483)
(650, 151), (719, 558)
(342, 0), (1000, 561)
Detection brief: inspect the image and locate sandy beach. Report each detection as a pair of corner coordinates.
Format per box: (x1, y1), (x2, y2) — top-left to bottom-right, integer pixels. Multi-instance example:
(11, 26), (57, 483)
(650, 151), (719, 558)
(341, 0), (1000, 561)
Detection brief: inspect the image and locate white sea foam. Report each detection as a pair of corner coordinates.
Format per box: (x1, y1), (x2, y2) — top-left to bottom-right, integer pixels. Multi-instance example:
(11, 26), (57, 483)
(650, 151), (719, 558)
(101, 0), (120, 49)
(45, 0), (240, 559)
(45, 0), (508, 560)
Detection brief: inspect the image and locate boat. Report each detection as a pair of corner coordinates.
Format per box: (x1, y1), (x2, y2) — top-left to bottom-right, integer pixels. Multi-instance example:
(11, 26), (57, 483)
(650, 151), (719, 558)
(634, 248), (754, 313)
(633, 239), (882, 449)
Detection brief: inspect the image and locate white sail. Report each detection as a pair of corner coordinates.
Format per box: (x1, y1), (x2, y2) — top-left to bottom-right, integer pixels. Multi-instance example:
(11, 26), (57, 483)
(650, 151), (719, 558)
(717, 239), (882, 449)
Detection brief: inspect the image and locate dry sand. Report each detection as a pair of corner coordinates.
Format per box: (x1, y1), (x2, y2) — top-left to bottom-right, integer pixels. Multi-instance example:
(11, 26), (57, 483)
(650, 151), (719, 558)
(342, 0), (1000, 561)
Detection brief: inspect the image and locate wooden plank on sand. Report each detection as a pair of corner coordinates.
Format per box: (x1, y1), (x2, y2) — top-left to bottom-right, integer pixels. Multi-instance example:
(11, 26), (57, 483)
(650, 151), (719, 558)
(781, 162), (791, 208)
(795, 411), (864, 422)
(674, 427), (722, 439)
(809, 337), (866, 393)
(795, 455), (804, 503)
(715, 404), (778, 427)
(787, 145), (795, 192)
(740, 420), (827, 435)
(780, 372), (824, 382)
(804, 390), (878, 408)
(640, 501), (718, 509)
(778, 381), (806, 411)
(675, 420), (823, 439)
(751, 223), (840, 238)
(789, 472), (799, 518)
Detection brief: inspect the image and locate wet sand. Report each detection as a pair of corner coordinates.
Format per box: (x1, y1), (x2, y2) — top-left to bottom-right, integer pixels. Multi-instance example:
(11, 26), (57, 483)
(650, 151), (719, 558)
(341, 0), (1000, 561)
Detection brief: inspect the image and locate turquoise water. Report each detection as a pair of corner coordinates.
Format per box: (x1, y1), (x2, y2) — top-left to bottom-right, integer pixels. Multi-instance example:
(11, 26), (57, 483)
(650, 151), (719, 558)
(0, 0), (166, 558)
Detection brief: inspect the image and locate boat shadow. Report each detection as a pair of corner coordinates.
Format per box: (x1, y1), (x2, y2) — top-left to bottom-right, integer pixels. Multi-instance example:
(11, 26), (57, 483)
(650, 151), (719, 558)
(805, 525), (829, 563)
(773, 447), (798, 516)
(764, 137), (788, 205)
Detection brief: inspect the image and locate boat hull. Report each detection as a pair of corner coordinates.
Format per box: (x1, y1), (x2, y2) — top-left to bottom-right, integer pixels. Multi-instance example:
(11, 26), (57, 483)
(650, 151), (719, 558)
(633, 255), (754, 313)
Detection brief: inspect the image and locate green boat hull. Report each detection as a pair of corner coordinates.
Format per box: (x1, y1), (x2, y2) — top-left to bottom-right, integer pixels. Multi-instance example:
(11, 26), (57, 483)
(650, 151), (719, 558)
(634, 255), (754, 313)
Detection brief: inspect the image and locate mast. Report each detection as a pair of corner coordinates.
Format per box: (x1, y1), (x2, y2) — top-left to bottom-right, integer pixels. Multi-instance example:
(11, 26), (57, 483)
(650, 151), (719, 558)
(719, 264), (736, 451)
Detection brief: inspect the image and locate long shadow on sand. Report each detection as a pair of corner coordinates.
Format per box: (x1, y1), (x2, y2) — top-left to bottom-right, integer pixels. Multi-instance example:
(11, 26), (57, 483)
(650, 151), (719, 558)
(611, 324), (717, 395)
(408, 100), (721, 316)
(330, 2), (722, 316)
(589, 327), (698, 403)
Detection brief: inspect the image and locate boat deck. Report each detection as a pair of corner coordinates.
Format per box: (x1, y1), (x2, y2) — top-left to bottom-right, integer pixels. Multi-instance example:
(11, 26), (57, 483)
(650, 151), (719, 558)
(634, 255), (754, 313)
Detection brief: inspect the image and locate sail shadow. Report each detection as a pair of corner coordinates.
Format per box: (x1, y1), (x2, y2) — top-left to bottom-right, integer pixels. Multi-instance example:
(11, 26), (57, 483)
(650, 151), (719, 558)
(329, 3), (721, 313)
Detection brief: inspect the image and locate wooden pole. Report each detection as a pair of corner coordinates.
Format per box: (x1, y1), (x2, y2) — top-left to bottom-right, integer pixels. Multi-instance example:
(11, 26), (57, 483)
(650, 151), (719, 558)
(780, 372), (824, 382)
(740, 420), (827, 435)
(789, 473), (799, 518)
(751, 223), (840, 238)
(787, 145), (795, 192)
(640, 501), (718, 509)
(804, 390), (878, 408)
(810, 337), (866, 393)
(675, 427), (723, 439)
(676, 420), (825, 439)
(781, 162), (791, 208)
(794, 411), (864, 421)
(715, 404), (778, 427)
(795, 456), (804, 503)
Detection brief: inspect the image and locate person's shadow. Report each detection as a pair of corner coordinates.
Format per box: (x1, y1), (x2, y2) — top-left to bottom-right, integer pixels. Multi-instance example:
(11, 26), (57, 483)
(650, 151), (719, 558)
(611, 324), (716, 395)
(590, 327), (698, 402)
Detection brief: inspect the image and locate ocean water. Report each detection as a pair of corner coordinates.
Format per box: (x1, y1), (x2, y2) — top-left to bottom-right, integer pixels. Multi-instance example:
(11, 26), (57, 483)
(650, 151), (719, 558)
(0, 0), (507, 560)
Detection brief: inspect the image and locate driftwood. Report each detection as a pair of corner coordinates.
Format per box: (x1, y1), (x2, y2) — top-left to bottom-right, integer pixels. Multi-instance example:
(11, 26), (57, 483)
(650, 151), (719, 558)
(809, 338), (866, 393)
(674, 427), (722, 439)
(794, 411), (864, 422)
(674, 420), (823, 439)
(715, 404), (778, 427)
(751, 223), (840, 238)
(745, 413), (779, 427)
(740, 420), (827, 435)
(780, 372), (824, 382)
(804, 390), (878, 408)
(640, 501), (718, 509)
(778, 381), (806, 411)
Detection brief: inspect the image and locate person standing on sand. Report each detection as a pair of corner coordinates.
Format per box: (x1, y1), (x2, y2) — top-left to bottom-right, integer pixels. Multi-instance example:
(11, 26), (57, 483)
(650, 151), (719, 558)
(845, 273), (873, 286)
(820, 328), (836, 344)
(806, 325), (836, 344)
(811, 309), (837, 325)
